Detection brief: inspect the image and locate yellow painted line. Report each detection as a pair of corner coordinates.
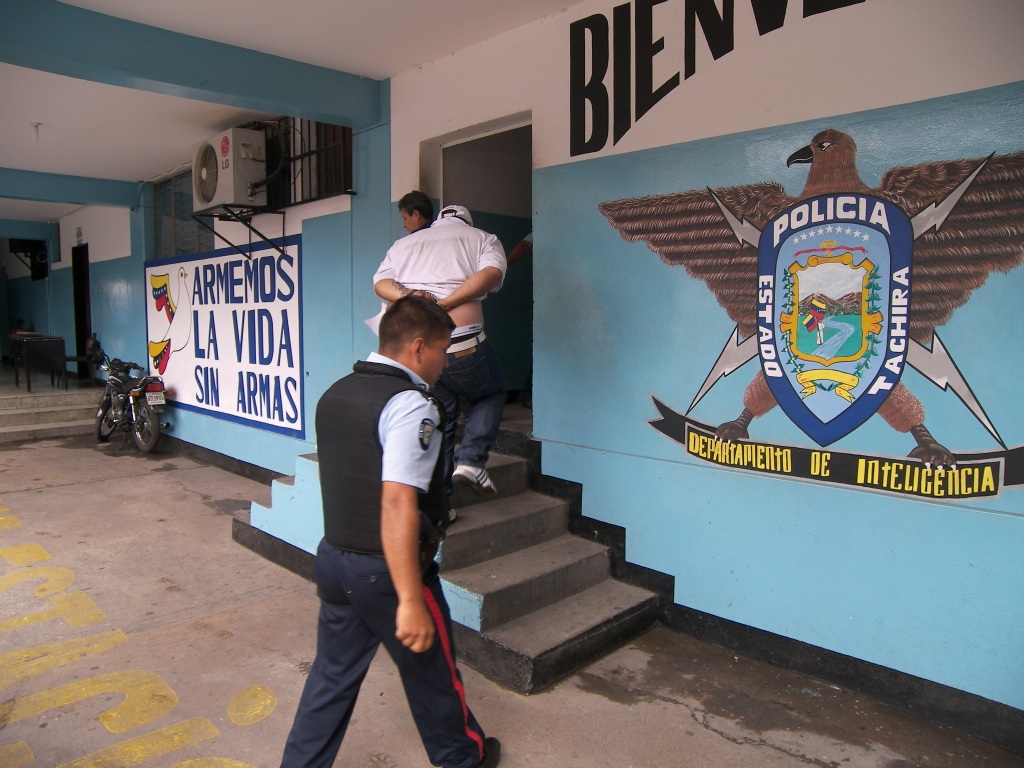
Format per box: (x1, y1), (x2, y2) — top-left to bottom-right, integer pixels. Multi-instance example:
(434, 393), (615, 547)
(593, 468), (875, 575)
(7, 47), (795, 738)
(0, 591), (106, 633)
(0, 741), (34, 767)
(58, 717), (220, 768)
(1, 669), (178, 734)
(0, 513), (21, 530)
(226, 683), (277, 726)
(172, 760), (253, 767)
(0, 543), (51, 566)
(0, 566), (76, 597)
(0, 630), (126, 689)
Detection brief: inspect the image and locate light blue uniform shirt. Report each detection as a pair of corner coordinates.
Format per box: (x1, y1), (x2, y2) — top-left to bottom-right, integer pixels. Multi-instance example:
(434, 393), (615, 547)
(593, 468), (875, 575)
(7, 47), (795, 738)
(367, 352), (442, 492)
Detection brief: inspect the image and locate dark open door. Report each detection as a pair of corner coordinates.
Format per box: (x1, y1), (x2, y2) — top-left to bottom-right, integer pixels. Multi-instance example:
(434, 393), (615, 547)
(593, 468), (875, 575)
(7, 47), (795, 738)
(441, 125), (533, 402)
(71, 244), (92, 380)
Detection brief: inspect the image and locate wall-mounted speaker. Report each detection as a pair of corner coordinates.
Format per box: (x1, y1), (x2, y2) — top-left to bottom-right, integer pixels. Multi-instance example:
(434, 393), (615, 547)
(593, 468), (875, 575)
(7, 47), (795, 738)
(10, 239), (48, 280)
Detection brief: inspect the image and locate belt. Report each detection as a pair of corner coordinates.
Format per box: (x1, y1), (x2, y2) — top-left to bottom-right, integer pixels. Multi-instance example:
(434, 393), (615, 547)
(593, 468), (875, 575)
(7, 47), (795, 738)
(447, 330), (486, 356)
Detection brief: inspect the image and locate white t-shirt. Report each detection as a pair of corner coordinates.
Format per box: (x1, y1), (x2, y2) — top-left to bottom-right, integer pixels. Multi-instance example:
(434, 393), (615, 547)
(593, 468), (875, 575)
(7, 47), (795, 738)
(373, 217), (507, 300)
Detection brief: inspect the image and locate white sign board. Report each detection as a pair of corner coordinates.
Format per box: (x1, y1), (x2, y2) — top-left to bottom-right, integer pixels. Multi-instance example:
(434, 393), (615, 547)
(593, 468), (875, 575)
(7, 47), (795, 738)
(144, 235), (304, 438)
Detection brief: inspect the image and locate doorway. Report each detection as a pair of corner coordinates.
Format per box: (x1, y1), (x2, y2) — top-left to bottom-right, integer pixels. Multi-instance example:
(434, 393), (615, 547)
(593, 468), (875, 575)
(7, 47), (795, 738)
(441, 125), (533, 403)
(71, 244), (92, 381)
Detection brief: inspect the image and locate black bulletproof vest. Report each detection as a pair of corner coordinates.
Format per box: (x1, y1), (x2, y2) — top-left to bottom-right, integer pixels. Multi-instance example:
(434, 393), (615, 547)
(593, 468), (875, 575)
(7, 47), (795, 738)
(316, 361), (448, 555)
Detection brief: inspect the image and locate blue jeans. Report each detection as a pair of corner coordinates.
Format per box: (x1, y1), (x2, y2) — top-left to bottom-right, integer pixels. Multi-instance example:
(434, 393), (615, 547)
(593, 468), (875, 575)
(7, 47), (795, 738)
(433, 337), (506, 482)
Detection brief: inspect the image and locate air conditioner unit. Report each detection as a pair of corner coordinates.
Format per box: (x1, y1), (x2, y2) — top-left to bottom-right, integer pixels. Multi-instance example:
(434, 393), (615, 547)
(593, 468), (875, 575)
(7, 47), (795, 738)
(191, 127), (267, 213)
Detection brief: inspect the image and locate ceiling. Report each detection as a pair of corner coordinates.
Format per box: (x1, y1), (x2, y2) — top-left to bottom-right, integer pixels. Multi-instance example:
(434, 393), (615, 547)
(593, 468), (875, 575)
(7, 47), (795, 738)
(0, 0), (579, 225)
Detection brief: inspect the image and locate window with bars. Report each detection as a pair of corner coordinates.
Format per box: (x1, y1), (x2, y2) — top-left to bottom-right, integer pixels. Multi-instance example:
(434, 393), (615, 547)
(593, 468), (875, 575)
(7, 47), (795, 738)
(262, 118), (354, 210)
(154, 172), (213, 259)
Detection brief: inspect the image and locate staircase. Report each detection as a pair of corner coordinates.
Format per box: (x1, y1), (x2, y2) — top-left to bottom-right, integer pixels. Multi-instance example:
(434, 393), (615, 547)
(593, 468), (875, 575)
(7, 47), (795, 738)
(240, 424), (659, 695)
(0, 388), (99, 444)
(442, 453), (658, 693)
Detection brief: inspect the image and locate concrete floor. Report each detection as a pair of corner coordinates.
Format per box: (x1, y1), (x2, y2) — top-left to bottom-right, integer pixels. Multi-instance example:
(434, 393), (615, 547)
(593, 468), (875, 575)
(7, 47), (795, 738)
(1, 434), (1022, 768)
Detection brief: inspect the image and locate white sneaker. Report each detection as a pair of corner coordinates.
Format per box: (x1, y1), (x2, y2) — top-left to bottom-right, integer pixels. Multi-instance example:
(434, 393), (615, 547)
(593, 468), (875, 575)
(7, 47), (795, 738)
(452, 464), (497, 495)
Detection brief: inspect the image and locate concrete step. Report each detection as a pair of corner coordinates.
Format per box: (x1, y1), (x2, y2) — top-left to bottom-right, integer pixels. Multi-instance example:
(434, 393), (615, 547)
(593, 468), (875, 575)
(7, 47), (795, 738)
(0, 389), (99, 410)
(0, 403), (98, 427)
(449, 452), (528, 508)
(440, 491), (567, 571)
(442, 534), (609, 631)
(0, 418), (96, 444)
(454, 579), (658, 693)
(236, 439), (659, 697)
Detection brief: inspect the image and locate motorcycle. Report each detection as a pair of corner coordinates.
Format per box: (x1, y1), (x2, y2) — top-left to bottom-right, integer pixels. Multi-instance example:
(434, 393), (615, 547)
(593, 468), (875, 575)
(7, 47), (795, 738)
(94, 355), (169, 453)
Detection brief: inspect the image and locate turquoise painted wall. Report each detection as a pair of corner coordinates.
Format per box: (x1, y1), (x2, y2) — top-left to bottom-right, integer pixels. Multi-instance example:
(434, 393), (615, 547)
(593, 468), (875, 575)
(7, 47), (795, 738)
(3, 222), (137, 371)
(47, 267), (75, 352)
(5, 277), (49, 335)
(89, 254), (146, 365)
(475, 211), (533, 396)
(533, 82), (1024, 710)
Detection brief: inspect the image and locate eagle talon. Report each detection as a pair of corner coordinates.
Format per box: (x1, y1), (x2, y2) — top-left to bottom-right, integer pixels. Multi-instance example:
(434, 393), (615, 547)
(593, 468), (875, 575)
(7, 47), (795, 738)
(908, 424), (956, 470)
(715, 408), (754, 443)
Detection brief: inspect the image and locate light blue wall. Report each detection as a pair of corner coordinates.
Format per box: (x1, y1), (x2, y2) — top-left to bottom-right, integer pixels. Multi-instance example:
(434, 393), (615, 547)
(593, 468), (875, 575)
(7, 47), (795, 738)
(2, 223), (61, 345)
(476, 211), (533, 393)
(5, 278), (48, 335)
(89, 251), (146, 365)
(533, 82), (1024, 709)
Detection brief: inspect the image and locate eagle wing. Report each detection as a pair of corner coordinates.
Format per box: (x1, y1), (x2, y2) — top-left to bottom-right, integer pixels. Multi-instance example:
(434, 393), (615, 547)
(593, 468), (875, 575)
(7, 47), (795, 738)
(878, 151), (1024, 342)
(599, 183), (794, 338)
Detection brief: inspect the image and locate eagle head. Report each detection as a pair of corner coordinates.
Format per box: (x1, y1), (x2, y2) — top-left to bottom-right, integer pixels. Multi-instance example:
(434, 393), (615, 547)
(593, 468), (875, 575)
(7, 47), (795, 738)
(786, 129), (868, 197)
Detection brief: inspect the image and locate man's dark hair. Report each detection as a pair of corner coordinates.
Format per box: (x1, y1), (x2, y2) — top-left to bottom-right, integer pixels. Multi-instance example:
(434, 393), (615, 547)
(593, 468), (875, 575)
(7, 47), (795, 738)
(398, 190), (434, 223)
(379, 295), (454, 352)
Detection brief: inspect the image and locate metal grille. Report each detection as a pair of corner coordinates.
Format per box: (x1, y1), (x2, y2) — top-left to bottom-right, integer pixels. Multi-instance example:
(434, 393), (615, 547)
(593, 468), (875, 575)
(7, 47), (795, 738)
(154, 172), (214, 258)
(261, 118), (353, 209)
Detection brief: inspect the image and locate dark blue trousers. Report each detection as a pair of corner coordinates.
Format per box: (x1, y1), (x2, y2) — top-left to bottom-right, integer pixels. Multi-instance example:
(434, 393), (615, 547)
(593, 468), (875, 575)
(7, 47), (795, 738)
(280, 539), (487, 768)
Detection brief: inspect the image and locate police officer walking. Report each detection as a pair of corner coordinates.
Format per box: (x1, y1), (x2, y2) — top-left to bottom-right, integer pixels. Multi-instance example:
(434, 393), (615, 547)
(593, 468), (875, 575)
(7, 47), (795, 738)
(279, 295), (501, 768)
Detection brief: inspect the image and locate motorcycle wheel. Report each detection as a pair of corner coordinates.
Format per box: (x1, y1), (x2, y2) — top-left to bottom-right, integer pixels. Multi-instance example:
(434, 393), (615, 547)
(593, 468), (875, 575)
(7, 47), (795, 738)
(95, 399), (116, 442)
(130, 400), (160, 453)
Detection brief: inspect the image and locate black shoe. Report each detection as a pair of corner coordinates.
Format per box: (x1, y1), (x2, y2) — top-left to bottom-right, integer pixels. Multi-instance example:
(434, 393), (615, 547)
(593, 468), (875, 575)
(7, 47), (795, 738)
(478, 736), (501, 767)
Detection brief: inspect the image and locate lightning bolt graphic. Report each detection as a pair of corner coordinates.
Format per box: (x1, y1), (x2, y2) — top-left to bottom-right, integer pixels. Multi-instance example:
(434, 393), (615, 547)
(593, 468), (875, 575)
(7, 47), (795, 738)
(709, 189), (762, 248)
(686, 194), (762, 412)
(911, 155), (991, 239)
(907, 334), (1005, 448)
(688, 329), (758, 413)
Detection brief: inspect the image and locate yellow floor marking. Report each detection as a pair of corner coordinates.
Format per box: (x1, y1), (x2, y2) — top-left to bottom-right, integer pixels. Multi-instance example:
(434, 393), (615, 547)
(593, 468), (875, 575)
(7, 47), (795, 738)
(0, 543), (52, 566)
(226, 683), (277, 726)
(0, 591), (106, 633)
(0, 630), (126, 689)
(57, 717), (220, 768)
(172, 760), (252, 767)
(0, 513), (22, 530)
(0, 741), (34, 767)
(0, 669), (178, 734)
(0, 566), (76, 597)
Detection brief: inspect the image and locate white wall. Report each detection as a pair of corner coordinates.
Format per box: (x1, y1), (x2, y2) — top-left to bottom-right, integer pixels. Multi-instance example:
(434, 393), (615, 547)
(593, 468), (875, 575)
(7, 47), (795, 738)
(392, 0), (1024, 173)
(57, 205), (131, 264)
(390, 9), (570, 197)
(213, 193), (351, 247)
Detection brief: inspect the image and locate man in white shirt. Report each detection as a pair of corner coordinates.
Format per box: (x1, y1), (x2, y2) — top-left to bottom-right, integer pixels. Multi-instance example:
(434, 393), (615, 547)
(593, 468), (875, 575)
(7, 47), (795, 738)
(374, 203), (508, 498)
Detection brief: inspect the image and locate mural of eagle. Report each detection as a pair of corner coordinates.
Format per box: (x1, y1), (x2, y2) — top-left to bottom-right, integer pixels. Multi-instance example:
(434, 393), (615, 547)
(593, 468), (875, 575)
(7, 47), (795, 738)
(600, 130), (1024, 467)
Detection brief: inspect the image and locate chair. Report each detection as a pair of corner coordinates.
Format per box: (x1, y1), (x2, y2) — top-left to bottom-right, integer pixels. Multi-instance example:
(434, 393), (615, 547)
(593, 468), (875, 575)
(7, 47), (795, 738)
(64, 334), (105, 388)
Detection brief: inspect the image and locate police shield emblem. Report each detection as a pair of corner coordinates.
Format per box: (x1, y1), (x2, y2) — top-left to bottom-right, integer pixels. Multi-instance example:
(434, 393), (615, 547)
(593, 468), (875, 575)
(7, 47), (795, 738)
(758, 194), (914, 446)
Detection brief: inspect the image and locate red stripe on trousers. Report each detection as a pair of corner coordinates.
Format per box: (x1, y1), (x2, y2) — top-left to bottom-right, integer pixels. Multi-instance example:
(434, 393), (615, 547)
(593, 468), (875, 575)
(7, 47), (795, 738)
(423, 584), (484, 761)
